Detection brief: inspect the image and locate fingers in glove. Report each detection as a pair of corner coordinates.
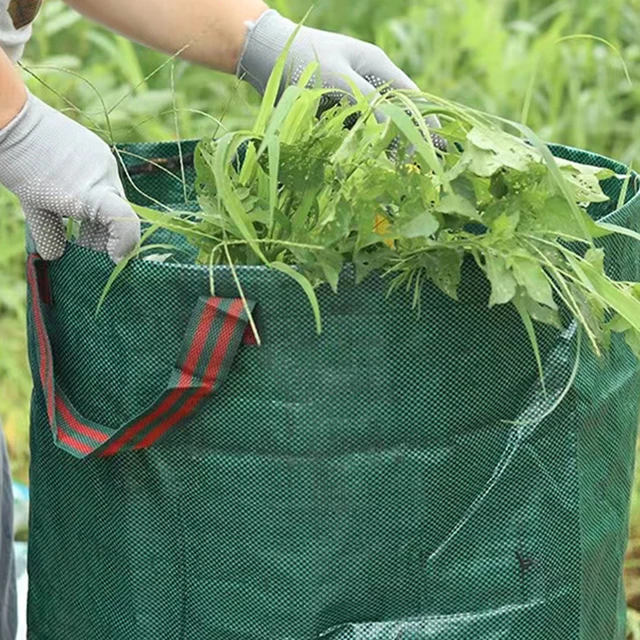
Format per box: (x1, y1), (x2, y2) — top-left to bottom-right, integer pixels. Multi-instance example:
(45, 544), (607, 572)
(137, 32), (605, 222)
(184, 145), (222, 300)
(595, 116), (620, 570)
(359, 47), (419, 94)
(316, 69), (388, 126)
(77, 220), (109, 254)
(358, 48), (447, 151)
(23, 207), (67, 261)
(92, 191), (141, 263)
(342, 70), (388, 123)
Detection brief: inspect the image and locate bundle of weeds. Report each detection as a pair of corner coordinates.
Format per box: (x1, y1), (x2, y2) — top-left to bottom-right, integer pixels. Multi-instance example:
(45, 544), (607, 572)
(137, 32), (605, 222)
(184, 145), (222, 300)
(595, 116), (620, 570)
(132, 57), (640, 373)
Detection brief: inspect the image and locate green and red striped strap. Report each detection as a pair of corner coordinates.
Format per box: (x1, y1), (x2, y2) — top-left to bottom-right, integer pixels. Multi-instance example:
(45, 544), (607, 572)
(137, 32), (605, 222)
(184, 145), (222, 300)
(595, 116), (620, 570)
(27, 254), (254, 459)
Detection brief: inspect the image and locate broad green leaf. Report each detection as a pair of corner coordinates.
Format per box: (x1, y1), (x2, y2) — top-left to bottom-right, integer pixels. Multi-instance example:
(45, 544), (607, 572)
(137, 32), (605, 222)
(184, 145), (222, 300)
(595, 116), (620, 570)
(609, 315), (630, 333)
(354, 247), (393, 284)
(317, 250), (343, 293)
(554, 157), (617, 181)
(465, 126), (538, 176)
(524, 297), (562, 329)
(400, 211), (439, 239)
(435, 194), (480, 220)
(490, 115), (593, 243)
(558, 167), (610, 203)
(276, 140), (330, 191)
(490, 212), (519, 238)
(484, 253), (517, 306)
(511, 257), (556, 309)
(584, 247), (605, 271)
(463, 145), (505, 178)
(535, 196), (592, 241)
(444, 157), (472, 182)
(489, 172), (509, 199)
(422, 249), (463, 300)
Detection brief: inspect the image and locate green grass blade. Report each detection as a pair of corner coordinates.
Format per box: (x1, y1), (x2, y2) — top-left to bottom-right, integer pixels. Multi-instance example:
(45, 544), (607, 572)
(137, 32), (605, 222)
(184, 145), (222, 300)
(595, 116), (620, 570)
(567, 254), (640, 333)
(596, 221), (640, 244)
(131, 204), (214, 241)
(616, 166), (633, 210)
(256, 85), (303, 157)
(208, 247), (218, 297)
(239, 140), (258, 186)
(96, 231), (167, 317)
(298, 61), (320, 88)
(379, 102), (447, 187)
(514, 295), (546, 393)
(222, 241), (261, 346)
(253, 9), (312, 136)
(267, 136), (280, 233)
(210, 134), (267, 262)
(271, 261), (322, 333)
(556, 34), (632, 88)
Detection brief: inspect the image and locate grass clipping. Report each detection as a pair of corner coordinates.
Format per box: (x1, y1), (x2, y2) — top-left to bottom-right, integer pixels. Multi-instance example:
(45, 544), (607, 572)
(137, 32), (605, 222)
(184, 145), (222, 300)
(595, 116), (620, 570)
(133, 68), (640, 366)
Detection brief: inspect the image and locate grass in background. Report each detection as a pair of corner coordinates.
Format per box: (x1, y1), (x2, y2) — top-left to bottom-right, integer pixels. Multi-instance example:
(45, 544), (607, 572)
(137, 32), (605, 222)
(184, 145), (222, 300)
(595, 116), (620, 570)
(0, 192), (29, 482)
(3, 0), (640, 616)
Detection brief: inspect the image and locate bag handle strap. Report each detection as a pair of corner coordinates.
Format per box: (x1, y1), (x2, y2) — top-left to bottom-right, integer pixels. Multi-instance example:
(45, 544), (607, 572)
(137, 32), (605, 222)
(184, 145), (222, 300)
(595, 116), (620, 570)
(27, 254), (254, 459)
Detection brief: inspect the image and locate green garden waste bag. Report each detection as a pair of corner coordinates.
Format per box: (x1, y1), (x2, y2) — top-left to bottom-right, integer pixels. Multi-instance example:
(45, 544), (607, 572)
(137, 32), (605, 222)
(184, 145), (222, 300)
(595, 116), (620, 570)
(25, 140), (640, 640)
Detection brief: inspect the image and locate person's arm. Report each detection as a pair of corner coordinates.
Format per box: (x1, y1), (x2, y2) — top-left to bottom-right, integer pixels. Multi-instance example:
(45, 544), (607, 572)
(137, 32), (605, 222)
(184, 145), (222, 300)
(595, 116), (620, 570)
(64, 0), (268, 74)
(63, 0), (422, 104)
(0, 46), (26, 127)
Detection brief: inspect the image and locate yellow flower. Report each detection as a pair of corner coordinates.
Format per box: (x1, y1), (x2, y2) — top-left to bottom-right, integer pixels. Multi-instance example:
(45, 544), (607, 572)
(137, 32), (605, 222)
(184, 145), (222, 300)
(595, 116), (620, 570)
(374, 212), (395, 249)
(405, 163), (421, 175)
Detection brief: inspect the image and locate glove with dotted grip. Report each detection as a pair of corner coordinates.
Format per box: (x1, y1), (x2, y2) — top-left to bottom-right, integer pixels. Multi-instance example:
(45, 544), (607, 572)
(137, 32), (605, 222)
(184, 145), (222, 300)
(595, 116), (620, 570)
(0, 92), (140, 262)
(237, 9), (446, 150)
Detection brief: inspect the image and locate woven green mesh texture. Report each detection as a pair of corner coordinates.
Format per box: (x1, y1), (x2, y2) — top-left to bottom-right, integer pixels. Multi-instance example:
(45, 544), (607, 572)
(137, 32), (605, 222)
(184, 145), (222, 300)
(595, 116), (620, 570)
(25, 141), (640, 639)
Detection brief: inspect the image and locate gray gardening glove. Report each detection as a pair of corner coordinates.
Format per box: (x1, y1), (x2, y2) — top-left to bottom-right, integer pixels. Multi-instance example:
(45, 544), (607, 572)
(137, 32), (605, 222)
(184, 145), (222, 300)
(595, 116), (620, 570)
(0, 92), (140, 262)
(237, 9), (446, 150)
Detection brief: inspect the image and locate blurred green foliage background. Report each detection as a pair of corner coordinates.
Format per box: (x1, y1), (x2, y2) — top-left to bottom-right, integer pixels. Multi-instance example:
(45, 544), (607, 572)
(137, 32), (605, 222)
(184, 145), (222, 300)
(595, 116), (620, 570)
(3, 0), (640, 619)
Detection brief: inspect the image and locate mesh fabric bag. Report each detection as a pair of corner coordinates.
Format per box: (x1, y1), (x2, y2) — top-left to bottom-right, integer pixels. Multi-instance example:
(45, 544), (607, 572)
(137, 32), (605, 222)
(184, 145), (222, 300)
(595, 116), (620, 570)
(25, 141), (640, 639)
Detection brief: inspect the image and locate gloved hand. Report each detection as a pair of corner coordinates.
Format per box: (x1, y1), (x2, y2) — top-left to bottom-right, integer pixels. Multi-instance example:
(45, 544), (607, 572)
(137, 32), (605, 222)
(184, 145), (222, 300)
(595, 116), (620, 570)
(238, 9), (419, 98)
(0, 92), (140, 262)
(237, 9), (445, 149)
